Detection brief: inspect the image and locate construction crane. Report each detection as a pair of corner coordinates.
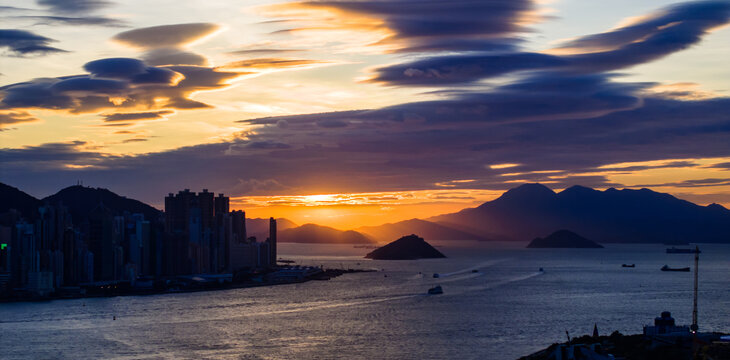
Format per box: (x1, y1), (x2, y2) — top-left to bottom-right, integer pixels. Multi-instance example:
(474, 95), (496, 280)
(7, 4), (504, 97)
(691, 245), (699, 334)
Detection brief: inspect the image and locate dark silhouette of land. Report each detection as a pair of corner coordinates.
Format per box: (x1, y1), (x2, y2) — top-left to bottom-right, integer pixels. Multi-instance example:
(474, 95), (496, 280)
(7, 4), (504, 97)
(527, 229), (603, 248)
(365, 234), (446, 260)
(429, 183), (730, 243)
(44, 185), (162, 222)
(0, 182), (41, 220)
(357, 218), (489, 242)
(279, 223), (375, 244)
(246, 217), (297, 240)
(520, 331), (729, 360)
(4, 182), (730, 245)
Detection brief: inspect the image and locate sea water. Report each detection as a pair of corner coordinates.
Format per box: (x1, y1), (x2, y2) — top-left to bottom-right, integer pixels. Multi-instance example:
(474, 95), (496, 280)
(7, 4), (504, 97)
(1, 241), (728, 359)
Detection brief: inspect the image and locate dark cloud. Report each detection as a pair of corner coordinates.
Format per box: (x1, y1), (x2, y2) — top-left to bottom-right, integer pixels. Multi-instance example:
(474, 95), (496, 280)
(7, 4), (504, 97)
(102, 110), (173, 122)
(111, 24), (218, 67)
(84, 58), (147, 78)
(11, 15), (126, 27)
(244, 141), (292, 150)
(316, 119), (348, 128)
(143, 48), (208, 66)
(36, 0), (113, 14)
(0, 57), (242, 114)
(368, 73), (647, 125)
(283, 0), (533, 53)
(368, 1), (730, 86)
(634, 178), (730, 188)
(4, 94), (730, 202)
(556, 1), (730, 53)
(121, 138), (148, 143)
(0, 29), (67, 56)
(113, 23), (220, 49)
(706, 162), (730, 170)
(372, 52), (565, 86)
(0, 111), (39, 129)
(0, 6), (34, 12)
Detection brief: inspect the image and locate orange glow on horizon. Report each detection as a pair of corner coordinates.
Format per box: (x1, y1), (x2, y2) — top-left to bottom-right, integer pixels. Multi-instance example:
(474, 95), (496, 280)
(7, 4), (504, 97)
(231, 189), (502, 230)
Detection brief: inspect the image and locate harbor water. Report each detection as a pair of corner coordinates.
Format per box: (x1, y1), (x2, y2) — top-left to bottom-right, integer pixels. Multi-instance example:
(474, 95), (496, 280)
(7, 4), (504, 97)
(1, 242), (728, 359)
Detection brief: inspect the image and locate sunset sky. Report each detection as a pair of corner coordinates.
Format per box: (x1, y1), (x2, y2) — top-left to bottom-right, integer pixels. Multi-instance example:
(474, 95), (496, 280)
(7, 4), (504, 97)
(2, 0), (730, 229)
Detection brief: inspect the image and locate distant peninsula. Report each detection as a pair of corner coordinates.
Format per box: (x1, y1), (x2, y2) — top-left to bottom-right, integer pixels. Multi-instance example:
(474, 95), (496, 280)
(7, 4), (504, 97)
(278, 223), (374, 244)
(365, 234), (446, 260)
(527, 229), (604, 248)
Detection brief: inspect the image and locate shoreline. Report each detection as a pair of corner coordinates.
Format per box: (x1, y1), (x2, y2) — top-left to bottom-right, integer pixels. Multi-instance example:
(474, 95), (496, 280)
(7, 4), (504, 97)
(0, 268), (375, 304)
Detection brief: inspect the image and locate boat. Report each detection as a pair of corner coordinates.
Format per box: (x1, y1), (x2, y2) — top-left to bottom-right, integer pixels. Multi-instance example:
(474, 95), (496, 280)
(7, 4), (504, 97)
(622, 264), (635, 268)
(666, 247), (700, 254)
(471, 269), (478, 273)
(661, 265), (690, 272)
(433, 273), (440, 278)
(428, 285), (443, 295)
(539, 267), (544, 272)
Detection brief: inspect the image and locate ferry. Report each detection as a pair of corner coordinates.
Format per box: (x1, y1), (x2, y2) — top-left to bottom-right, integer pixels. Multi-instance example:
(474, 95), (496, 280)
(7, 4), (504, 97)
(661, 265), (690, 272)
(622, 264), (635, 268)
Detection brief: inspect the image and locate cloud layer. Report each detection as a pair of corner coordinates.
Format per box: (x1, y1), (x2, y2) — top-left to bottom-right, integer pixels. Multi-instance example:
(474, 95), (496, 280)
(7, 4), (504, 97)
(0, 29), (67, 56)
(0, 57), (241, 117)
(274, 0), (533, 52)
(369, 1), (730, 86)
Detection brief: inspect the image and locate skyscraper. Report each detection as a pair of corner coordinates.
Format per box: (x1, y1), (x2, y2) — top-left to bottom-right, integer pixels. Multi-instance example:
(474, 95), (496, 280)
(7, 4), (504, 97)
(165, 190), (232, 274)
(268, 217), (277, 267)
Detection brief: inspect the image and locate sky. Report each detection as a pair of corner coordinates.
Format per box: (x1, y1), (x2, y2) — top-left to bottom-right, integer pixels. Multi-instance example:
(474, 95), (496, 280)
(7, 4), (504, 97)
(1, 0), (730, 229)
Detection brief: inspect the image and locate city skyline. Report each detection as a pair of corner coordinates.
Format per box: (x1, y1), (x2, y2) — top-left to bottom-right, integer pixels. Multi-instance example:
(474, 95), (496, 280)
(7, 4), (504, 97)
(2, 0), (730, 229)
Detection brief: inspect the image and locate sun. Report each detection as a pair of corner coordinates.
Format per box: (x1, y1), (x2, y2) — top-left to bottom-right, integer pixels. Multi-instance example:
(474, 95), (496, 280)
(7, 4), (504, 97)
(303, 194), (337, 204)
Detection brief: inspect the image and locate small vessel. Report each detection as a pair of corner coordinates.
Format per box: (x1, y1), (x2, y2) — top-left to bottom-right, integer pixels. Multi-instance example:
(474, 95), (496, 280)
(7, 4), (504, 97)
(661, 265), (690, 272)
(666, 247), (700, 254)
(622, 264), (635, 268)
(471, 269), (478, 273)
(433, 273), (440, 278)
(428, 285), (443, 295)
(538, 267), (544, 272)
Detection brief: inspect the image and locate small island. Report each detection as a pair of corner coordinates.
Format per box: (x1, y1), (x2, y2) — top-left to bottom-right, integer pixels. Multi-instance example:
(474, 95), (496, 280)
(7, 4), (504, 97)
(527, 229), (603, 248)
(365, 234), (446, 260)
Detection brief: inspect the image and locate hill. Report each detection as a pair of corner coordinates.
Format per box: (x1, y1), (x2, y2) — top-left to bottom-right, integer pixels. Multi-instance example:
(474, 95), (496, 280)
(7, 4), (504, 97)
(278, 223), (374, 244)
(43, 185), (162, 223)
(357, 218), (489, 242)
(430, 183), (730, 243)
(0, 182), (41, 220)
(527, 230), (603, 248)
(246, 217), (297, 241)
(365, 234), (446, 260)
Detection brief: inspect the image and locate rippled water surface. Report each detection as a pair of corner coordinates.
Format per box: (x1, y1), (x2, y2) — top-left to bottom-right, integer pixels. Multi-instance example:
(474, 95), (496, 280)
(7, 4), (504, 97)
(1, 242), (728, 359)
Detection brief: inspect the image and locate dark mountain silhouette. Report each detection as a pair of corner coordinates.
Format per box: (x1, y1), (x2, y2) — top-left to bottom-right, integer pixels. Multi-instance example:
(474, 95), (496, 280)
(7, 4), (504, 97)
(357, 218), (489, 242)
(430, 183), (730, 243)
(42, 185), (162, 223)
(365, 234), (446, 260)
(246, 217), (297, 241)
(0, 182), (41, 220)
(278, 223), (374, 244)
(527, 230), (603, 248)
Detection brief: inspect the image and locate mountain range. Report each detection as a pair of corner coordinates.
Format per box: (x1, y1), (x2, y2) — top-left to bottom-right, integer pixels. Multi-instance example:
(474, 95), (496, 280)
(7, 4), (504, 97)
(2, 182), (730, 244)
(430, 183), (730, 243)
